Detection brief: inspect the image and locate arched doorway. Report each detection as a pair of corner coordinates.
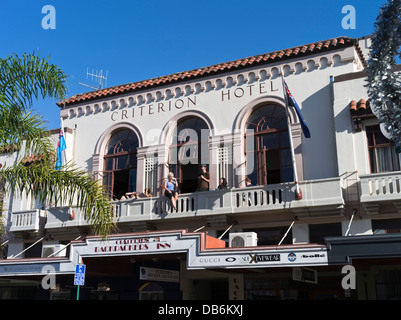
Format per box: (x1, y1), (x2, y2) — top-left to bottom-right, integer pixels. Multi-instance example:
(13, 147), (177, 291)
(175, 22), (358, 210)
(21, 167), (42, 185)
(168, 117), (210, 193)
(103, 129), (139, 200)
(246, 104), (293, 186)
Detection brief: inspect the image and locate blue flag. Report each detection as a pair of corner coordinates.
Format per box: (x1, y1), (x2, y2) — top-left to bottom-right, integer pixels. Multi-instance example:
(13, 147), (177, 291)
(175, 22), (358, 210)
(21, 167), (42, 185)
(55, 125), (66, 170)
(285, 82), (311, 138)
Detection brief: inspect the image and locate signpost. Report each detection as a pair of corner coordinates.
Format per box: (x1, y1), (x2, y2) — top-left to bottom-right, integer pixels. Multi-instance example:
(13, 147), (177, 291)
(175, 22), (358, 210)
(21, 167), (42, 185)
(74, 264), (86, 300)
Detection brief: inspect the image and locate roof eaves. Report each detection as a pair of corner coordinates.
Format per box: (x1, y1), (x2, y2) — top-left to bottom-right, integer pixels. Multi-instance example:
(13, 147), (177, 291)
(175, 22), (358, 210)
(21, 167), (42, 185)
(57, 36), (361, 107)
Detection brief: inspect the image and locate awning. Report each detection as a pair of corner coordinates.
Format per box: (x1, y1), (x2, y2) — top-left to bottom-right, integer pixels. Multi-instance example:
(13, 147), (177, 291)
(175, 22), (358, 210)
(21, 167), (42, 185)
(325, 233), (401, 265)
(0, 229), (328, 277)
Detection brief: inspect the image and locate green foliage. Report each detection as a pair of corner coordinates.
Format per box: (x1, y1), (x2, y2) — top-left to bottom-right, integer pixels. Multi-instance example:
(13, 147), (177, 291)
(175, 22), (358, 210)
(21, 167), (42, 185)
(0, 52), (115, 238)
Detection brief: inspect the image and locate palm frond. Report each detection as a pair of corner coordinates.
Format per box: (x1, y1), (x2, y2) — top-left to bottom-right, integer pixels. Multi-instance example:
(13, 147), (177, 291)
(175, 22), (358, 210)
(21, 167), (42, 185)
(0, 161), (115, 237)
(0, 52), (114, 238)
(0, 52), (68, 112)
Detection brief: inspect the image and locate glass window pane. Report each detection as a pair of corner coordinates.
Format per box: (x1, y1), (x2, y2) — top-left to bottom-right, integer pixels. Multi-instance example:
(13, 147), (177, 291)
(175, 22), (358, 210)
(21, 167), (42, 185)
(275, 116), (287, 130)
(116, 155), (129, 170)
(366, 127), (374, 147)
(129, 169), (137, 192)
(130, 154), (137, 167)
(392, 147), (400, 171)
(103, 172), (113, 198)
(376, 147), (392, 172)
(176, 117), (209, 144)
(280, 131), (290, 148)
(369, 148), (377, 173)
(104, 158), (113, 171)
(106, 129), (138, 154)
(262, 133), (278, 149)
(246, 105), (287, 131)
(374, 130), (389, 145)
(106, 134), (119, 154)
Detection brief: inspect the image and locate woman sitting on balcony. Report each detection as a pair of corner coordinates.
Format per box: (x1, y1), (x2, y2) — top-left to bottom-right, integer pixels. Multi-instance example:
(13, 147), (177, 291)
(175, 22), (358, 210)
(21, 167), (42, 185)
(217, 177), (228, 190)
(162, 172), (178, 211)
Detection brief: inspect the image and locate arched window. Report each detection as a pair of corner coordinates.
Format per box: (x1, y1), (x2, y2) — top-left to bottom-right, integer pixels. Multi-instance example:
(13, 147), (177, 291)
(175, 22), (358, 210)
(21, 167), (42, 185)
(246, 105), (293, 186)
(169, 117), (210, 193)
(103, 129), (139, 200)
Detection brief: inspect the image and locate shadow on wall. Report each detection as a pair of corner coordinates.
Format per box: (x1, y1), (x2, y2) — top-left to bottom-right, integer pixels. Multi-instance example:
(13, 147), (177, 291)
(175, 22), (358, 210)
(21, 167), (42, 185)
(302, 83), (338, 180)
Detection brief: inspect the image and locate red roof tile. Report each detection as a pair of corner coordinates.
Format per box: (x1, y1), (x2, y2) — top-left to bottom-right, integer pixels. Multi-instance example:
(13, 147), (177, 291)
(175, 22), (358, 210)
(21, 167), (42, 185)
(58, 36), (365, 107)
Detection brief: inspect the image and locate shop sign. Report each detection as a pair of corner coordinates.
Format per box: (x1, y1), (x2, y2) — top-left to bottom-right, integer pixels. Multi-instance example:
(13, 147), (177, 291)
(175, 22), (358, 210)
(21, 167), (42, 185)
(292, 267), (318, 284)
(81, 232), (328, 269)
(249, 254), (280, 263)
(92, 236), (174, 254)
(139, 267), (179, 283)
(229, 274), (244, 300)
(191, 249), (326, 269)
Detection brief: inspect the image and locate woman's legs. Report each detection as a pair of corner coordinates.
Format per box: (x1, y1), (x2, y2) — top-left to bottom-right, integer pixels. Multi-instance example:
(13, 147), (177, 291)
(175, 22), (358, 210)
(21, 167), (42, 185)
(171, 192), (177, 210)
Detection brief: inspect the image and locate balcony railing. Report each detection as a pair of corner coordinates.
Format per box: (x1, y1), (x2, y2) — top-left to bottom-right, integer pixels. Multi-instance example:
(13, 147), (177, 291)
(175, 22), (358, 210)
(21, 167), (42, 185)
(360, 171), (401, 200)
(11, 177), (345, 233)
(9, 209), (46, 233)
(360, 171), (401, 214)
(117, 177), (344, 222)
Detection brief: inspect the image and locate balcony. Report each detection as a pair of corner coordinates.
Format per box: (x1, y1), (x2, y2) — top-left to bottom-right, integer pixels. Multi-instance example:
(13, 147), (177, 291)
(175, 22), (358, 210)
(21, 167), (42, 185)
(45, 177), (344, 234)
(10, 177), (344, 236)
(9, 209), (46, 234)
(360, 171), (401, 215)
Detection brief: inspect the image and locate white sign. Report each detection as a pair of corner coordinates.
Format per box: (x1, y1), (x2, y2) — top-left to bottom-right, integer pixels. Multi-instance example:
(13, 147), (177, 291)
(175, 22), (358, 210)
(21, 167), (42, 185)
(190, 250), (327, 269)
(140, 267), (179, 283)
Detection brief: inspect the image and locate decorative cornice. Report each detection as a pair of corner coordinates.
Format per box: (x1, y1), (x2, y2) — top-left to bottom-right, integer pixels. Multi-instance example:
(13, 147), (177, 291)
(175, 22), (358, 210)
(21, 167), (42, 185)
(58, 37), (364, 119)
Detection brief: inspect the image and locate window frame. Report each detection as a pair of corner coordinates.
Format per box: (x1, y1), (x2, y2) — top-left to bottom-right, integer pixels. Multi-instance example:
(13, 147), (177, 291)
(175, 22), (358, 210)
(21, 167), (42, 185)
(366, 125), (400, 173)
(245, 105), (293, 186)
(103, 129), (139, 200)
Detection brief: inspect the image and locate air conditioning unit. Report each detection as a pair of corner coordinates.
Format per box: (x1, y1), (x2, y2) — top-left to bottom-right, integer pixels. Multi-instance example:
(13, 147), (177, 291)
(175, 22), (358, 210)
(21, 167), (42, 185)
(42, 244), (67, 258)
(229, 232), (258, 247)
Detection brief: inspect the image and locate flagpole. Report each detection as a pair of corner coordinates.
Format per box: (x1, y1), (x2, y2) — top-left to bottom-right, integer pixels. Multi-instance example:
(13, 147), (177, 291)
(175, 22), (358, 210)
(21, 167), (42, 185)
(281, 75), (302, 200)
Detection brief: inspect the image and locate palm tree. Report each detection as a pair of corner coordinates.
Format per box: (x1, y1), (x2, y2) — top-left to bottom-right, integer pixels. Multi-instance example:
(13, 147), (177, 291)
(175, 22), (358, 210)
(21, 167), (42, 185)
(0, 52), (114, 238)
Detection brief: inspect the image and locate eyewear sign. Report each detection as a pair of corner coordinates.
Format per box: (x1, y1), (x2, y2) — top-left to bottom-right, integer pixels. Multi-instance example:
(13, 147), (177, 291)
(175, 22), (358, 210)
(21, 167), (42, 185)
(191, 251), (327, 269)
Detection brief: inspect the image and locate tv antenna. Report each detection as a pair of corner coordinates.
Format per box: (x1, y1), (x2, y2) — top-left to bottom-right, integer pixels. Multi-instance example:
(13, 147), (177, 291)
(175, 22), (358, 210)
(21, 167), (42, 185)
(79, 68), (108, 91)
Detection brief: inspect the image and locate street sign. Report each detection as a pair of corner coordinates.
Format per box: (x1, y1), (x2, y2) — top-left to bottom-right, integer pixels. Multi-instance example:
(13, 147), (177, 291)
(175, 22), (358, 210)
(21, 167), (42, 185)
(74, 264), (86, 286)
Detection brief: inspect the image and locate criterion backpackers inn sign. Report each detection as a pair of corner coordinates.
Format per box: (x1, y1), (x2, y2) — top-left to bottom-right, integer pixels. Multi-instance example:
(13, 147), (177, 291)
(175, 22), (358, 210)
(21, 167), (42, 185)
(76, 230), (327, 270)
(0, 230), (327, 276)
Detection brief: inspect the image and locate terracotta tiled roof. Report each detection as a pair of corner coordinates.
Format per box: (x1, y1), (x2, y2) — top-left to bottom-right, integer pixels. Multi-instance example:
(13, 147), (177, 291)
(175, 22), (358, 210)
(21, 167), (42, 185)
(58, 36), (364, 107)
(350, 98), (375, 132)
(349, 99), (369, 111)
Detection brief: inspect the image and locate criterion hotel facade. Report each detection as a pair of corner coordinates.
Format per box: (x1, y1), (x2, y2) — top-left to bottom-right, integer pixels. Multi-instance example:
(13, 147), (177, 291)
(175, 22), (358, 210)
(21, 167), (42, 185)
(1, 35), (401, 300)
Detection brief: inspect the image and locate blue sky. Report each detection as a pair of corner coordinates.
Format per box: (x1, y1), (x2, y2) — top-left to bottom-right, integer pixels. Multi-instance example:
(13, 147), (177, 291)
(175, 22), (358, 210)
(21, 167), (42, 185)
(0, 0), (388, 130)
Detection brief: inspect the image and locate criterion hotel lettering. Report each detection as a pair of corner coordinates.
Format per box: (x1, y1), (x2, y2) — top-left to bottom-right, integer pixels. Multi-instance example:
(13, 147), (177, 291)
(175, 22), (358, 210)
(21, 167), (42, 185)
(221, 81), (278, 101)
(111, 96), (196, 121)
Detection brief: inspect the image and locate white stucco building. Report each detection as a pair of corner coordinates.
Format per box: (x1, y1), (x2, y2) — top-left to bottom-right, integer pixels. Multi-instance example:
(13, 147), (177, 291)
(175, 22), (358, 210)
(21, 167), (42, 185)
(1, 35), (401, 300)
